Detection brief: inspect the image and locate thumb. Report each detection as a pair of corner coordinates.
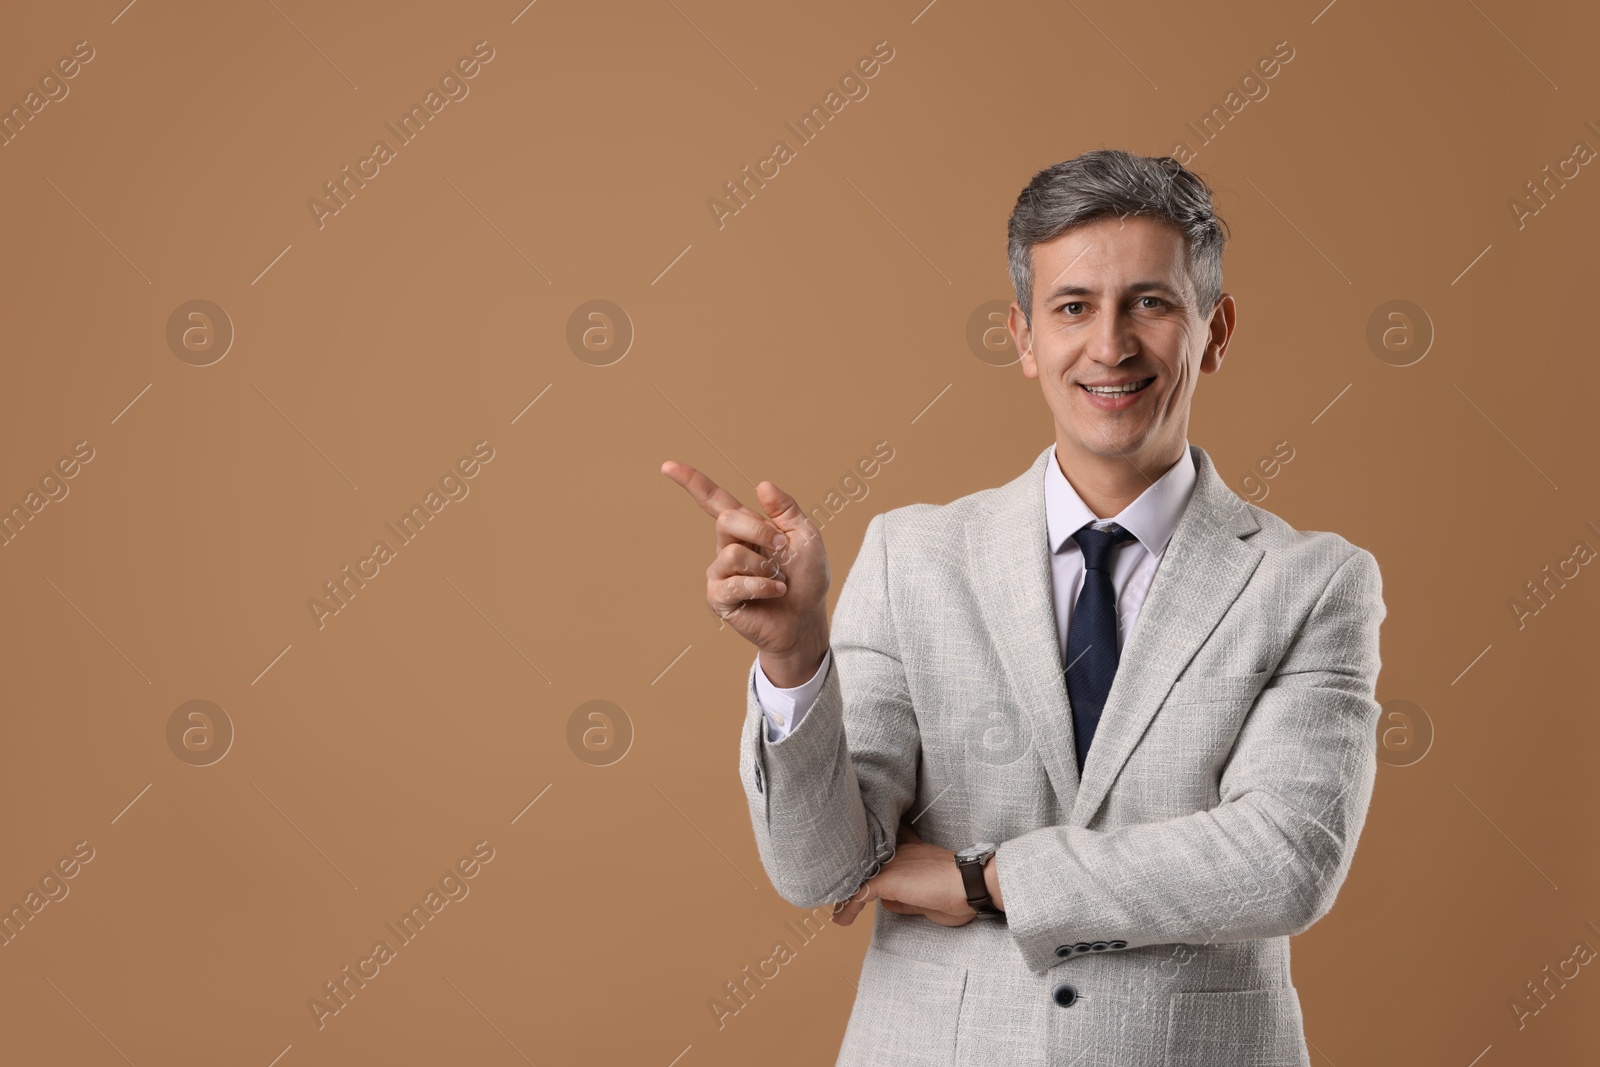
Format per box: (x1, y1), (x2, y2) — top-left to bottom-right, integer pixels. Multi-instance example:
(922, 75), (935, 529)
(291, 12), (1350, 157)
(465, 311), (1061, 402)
(831, 884), (875, 926)
(755, 480), (808, 534)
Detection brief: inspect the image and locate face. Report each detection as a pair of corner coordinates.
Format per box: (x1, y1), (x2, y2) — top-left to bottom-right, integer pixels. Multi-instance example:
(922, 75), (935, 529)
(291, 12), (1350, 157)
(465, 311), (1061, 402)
(1009, 215), (1235, 474)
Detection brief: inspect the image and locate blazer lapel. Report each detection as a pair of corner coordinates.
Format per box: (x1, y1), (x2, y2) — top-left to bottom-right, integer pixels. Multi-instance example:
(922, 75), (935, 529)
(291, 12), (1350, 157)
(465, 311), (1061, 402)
(969, 446), (1082, 806)
(968, 443), (1264, 827)
(1070, 444), (1263, 827)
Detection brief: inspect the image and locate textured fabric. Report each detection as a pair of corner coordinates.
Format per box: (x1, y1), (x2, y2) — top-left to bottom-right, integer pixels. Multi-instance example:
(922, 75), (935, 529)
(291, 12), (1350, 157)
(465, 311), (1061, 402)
(754, 441), (1196, 741)
(1064, 522), (1138, 773)
(736, 442), (1387, 1066)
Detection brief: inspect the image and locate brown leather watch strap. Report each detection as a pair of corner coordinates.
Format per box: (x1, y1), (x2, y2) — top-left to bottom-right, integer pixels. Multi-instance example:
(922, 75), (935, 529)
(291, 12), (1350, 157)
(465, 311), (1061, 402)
(957, 850), (999, 913)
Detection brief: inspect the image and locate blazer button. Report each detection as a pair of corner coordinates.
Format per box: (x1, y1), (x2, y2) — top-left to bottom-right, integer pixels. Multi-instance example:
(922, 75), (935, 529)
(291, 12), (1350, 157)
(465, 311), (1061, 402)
(1109, 940), (1127, 949)
(1090, 941), (1109, 952)
(1074, 942), (1092, 954)
(1052, 982), (1079, 1007)
(1055, 944), (1073, 958)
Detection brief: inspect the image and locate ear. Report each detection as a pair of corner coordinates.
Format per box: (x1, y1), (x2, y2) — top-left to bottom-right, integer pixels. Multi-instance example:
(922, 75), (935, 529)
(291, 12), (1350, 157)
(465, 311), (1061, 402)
(1200, 293), (1237, 373)
(1009, 301), (1038, 379)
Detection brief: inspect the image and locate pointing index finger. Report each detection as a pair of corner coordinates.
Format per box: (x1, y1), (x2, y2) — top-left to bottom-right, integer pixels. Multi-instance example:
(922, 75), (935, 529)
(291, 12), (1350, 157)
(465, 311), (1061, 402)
(660, 460), (756, 521)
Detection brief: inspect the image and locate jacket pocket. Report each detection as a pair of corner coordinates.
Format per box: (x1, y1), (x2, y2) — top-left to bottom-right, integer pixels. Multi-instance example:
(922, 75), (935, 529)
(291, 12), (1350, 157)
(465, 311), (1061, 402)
(837, 944), (968, 1067)
(1163, 670), (1271, 707)
(1164, 987), (1309, 1067)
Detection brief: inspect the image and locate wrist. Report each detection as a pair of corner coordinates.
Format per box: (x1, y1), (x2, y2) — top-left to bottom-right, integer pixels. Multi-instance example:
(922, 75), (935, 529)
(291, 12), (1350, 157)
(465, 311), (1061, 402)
(955, 841), (1003, 915)
(983, 853), (1004, 912)
(762, 632), (830, 688)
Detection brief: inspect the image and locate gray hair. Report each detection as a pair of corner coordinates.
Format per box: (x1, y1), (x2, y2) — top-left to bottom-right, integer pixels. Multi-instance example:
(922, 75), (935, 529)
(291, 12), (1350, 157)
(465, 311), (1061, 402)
(1007, 149), (1229, 327)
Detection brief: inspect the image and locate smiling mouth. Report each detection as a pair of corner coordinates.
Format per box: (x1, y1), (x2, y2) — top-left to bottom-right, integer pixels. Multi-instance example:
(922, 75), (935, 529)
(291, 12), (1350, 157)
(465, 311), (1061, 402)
(1080, 377), (1154, 397)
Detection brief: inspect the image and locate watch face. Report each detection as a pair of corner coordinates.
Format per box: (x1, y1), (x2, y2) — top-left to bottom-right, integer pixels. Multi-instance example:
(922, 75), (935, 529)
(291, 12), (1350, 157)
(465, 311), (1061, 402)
(957, 842), (996, 861)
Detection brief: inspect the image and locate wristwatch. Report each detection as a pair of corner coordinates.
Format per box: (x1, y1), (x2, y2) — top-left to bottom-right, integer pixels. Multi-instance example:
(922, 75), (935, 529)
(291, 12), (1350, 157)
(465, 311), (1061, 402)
(954, 842), (1000, 914)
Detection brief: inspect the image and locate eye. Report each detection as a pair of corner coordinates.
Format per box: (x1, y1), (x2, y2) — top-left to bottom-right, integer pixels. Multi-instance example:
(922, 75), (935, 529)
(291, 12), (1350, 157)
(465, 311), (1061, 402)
(1137, 296), (1167, 309)
(1057, 301), (1085, 315)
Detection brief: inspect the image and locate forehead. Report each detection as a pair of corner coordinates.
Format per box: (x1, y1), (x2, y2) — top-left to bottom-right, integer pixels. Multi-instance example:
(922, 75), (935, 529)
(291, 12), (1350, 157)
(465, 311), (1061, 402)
(1030, 215), (1189, 291)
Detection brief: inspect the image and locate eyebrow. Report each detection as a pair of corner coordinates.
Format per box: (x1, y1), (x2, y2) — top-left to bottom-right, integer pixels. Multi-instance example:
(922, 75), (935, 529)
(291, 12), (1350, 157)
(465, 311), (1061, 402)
(1043, 280), (1184, 301)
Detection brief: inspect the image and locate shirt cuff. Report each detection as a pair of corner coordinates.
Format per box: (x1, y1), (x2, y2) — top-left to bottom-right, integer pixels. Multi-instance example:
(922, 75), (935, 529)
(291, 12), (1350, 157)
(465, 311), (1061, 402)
(753, 648), (833, 742)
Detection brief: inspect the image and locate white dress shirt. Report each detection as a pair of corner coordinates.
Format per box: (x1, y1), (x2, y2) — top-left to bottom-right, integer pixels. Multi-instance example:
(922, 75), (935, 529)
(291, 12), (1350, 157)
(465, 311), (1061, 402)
(753, 441), (1198, 742)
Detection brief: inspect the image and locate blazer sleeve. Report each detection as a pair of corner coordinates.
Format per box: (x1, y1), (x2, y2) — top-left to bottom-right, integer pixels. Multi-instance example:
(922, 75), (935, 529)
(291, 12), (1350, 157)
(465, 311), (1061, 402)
(737, 511), (921, 908)
(997, 545), (1387, 974)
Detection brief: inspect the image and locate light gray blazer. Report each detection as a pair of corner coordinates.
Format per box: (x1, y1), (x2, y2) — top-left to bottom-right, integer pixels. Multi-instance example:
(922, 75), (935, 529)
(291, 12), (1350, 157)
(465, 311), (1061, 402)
(737, 443), (1387, 1066)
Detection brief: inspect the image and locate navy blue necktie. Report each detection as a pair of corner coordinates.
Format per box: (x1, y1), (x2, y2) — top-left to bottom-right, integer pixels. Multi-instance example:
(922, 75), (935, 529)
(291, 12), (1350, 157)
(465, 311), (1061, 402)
(1064, 522), (1137, 773)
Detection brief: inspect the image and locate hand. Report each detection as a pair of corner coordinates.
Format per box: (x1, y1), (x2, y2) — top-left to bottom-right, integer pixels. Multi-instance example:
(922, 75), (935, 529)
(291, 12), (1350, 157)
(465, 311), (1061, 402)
(831, 823), (988, 928)
(660, 460), (831, 681)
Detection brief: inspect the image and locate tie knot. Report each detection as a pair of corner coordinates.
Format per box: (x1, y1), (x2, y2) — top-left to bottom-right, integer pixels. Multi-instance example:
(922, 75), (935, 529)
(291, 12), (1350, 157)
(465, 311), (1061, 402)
(1072, 522), (1136, 573)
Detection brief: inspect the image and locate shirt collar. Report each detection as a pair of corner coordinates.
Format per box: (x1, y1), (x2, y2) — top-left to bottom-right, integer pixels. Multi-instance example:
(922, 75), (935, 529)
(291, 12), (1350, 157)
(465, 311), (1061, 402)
(1044, 441), (1197, 558)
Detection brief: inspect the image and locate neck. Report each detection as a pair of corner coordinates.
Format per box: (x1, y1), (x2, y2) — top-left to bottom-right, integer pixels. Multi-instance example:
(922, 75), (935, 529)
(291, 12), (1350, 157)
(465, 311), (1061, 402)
(1054, 435), (1185, 519)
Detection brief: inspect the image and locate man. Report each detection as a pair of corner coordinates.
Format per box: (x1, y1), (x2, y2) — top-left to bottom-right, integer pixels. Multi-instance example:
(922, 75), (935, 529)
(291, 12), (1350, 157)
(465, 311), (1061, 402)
(662, 149), (1386, 1066)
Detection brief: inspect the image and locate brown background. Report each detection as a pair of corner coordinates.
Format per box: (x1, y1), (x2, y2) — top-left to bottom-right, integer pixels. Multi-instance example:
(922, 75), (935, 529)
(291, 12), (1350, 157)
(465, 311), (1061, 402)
(1, 0), (1597, 1063)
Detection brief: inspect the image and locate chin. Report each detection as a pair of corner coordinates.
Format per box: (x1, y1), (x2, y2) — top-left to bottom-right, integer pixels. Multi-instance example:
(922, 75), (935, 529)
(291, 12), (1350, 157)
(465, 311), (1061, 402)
(1062, 434), (1131, 456)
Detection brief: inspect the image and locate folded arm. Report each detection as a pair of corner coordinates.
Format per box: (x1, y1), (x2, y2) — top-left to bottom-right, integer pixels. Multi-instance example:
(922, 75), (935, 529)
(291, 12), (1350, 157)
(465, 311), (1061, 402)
(997, 547), (1387, 973)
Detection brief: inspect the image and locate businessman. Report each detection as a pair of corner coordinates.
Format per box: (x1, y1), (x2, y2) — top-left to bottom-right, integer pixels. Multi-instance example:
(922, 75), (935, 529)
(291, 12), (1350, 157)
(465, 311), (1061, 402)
(662, 149), (1386, 1066)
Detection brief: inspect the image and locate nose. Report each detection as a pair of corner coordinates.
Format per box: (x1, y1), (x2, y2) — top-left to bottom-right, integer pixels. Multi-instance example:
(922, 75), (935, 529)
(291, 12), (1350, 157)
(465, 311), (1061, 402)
(1086, 304), (1136, 366)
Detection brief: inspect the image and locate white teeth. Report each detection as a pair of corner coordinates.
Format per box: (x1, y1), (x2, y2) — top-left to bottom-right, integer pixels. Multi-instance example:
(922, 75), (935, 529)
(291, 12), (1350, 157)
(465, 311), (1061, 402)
(1084, 379), (1150, 396)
